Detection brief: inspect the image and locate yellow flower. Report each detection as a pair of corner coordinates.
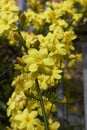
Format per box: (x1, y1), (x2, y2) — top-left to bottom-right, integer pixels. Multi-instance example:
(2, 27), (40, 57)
(7, 91), (26, 117)
(46, 32), (66, 56)
(7, 92), (16, 117)
(21, 32), (35, 48)
(9, 111), (23, 130)
(35, 124), (45, 130)
(43, 7), (56, 23)
(49, 119), (60, 130)
(49, 19), (68, 31)
(48, 68), (62, 86)
(12, 73), (34, 92)
(61, 30), (76, 53)
(38, 74), (49, 90)
(76, 53), (82, 62)
(71, 106), (77, 113)
(73, 13), (83, 25)
(27, 100), (40, 112)
(61, 96), (67, 103)
(38, 97), (56, 116)
(0, 13), (18, 34)
(1, 1), (18, 13)
(37, 34), (48, 48)
(78, 0), (87, 7)
(69, 54), (76, 59)
(14, 108), (40, 130)
(22, 48), (54, 73)
(0, 0), (15, 5)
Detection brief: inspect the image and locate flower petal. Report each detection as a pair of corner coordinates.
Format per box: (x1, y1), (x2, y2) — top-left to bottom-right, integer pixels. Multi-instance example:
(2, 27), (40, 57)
(43, 58), (54, 66)
(29, 64), (38, 72)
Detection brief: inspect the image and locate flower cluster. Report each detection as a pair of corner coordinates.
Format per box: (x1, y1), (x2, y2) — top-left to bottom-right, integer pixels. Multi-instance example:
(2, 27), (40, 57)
(0, 0), (86, 130)
(0, 0), (18, 35)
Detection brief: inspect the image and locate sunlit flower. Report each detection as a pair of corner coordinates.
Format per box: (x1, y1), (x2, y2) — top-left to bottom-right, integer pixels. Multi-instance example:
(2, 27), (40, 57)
(7, 91), (26, 117)
(49, 119), (60, 130)
(22, 48), (54, 73)
(14, 108), (40, 130)
(0, 13), (18, 34)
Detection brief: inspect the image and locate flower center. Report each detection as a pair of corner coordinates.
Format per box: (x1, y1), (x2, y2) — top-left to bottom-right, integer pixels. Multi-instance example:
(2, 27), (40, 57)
(26, 116), (30, 122)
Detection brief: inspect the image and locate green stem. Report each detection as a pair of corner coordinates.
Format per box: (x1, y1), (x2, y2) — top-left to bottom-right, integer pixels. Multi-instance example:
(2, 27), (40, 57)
(18, 30), (28, 54)
(35, 79), (49, 130)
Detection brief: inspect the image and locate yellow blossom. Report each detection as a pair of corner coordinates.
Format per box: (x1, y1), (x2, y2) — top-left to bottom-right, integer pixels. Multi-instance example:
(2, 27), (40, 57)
(14, 108), (40, 130)
(48, 68), (62, 86)
(27, 100), (40, 112)
(38, 74), (49, 90)
(7, 91), (26, 117)
(11, 73), (35, 93)
(0, 13), (18, 34)
(49, 19), (68, 31)
(1, 1), (18, 13)
(38, 97), (56, 116)
(49, 119), (60, 130)
(22, 48), (54, 73)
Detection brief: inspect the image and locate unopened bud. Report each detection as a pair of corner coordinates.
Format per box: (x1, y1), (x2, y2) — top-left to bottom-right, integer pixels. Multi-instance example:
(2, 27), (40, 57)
(13, 32), (21, 41)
